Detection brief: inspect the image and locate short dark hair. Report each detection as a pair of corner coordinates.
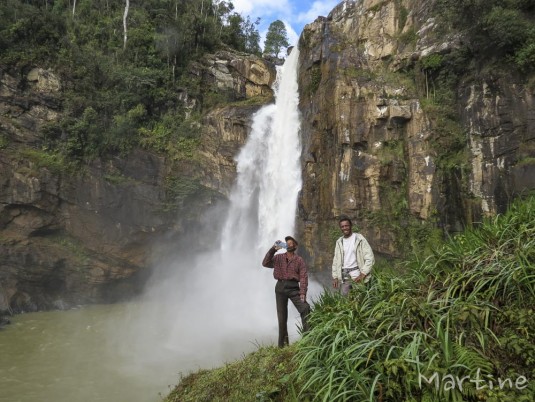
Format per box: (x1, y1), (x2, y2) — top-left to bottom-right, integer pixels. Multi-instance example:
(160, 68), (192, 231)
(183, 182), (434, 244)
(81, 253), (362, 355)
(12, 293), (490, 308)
(339, 216), (352, 226)
(285, 235), (298, 246)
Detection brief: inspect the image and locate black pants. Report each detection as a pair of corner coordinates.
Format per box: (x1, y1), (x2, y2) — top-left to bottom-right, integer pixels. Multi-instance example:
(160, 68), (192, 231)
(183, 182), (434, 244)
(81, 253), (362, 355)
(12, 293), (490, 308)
(275, 279), (310, 347)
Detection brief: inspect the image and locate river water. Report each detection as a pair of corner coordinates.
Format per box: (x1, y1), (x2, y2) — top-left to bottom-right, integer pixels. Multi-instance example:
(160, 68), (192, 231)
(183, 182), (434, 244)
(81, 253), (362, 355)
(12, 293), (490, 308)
(0, 303), (276, 402)
(0, 47), (312, 402)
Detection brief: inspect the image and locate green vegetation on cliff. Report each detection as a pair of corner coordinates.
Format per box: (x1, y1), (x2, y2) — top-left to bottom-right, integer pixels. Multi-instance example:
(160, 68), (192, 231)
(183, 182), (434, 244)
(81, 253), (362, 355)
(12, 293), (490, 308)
(399, 0), (535, 236)
(437, 0), (535, 71)
(0, 0), (262, 161)
(165, 195), (535, 401)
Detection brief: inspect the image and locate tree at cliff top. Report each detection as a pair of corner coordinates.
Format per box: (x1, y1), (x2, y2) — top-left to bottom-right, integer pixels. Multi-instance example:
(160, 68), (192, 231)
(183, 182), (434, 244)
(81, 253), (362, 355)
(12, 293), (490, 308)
(263, 20), (290, 58)
(0, 0), (261, 160)
(221, 12), (262, 55)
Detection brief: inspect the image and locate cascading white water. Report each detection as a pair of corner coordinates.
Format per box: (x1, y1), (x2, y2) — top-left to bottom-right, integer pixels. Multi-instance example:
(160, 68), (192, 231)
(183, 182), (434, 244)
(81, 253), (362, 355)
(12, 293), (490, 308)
(222, 47), (302, 250)
(155, 46), (305, 351)
(106, 46), (310, 391)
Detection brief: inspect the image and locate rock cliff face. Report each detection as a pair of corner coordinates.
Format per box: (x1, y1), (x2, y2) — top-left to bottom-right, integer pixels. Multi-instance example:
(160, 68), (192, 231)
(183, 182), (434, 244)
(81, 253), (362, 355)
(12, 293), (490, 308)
(0, 52), (275, 314)
(295, 0), (535, 268)
(193, 50), (276, 196)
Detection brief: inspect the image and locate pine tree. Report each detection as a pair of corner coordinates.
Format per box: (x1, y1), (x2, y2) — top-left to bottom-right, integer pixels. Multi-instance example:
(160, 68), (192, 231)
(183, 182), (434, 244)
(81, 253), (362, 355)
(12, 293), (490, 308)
(263, 20), (289, 58)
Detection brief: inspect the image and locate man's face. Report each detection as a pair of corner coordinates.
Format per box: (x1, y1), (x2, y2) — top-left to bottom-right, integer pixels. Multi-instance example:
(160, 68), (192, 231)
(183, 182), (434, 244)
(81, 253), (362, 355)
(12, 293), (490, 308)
(286, 239), (297, 252)
(339, 220), (352, 237)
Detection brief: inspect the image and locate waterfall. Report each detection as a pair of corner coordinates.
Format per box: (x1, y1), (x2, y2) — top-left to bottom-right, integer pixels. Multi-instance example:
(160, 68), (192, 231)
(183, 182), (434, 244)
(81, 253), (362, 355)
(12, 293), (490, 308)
(109, 47), (307, 390)
(222, 47), (302, 250)
(161, 46), (305, 355)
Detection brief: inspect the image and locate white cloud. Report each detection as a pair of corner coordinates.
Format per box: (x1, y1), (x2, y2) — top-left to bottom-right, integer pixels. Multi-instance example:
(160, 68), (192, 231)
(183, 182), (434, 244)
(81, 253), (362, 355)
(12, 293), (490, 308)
(296, 0), (339, 23)
(232, 0), (294, 46)
(231, 0), (291, 16)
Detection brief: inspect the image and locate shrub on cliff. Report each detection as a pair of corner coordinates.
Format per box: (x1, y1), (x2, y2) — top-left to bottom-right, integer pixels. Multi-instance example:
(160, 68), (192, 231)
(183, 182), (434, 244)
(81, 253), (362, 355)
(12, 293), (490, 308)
(437, 0), (535, 71)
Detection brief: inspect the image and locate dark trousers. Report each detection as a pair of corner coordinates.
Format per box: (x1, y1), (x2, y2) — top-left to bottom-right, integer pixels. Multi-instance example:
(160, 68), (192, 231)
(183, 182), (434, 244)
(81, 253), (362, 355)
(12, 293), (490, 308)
(341, 280), (352, 296)
(275, 279), (310, 347)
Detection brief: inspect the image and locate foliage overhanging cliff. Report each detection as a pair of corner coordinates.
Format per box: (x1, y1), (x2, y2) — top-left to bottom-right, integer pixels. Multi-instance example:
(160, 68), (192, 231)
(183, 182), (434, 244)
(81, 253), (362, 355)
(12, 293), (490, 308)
(0, 0), (275, 313)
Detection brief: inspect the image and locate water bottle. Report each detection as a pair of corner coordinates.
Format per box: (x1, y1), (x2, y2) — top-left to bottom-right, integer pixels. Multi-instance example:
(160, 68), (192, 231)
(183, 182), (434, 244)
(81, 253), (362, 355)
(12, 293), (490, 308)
(275, 240), (287, 249)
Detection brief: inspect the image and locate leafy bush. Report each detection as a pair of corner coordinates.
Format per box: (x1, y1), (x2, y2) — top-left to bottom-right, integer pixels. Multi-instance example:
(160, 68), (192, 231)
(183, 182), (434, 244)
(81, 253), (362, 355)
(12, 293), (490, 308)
(306, 65), (322, 95)
(0, 2), (66, 65)
(436, 0), (535, 70)
(139, 112), (201, 160)
(483, 7), (530, 49)
(18, 148), (77, 175)
(421, 54), (443, 71)
(0, 134), (9, 149)
(515, 41), (535, 69)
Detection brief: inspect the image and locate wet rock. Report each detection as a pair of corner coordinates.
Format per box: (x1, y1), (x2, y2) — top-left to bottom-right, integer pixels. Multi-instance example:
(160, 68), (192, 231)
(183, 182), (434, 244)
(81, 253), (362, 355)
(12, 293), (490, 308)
(0, 316), (11, 328)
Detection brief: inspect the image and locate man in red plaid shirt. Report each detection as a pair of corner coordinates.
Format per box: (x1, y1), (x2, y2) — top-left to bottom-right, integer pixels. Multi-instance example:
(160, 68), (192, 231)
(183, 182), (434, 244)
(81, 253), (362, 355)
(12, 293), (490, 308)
(262, 235), (310, 347)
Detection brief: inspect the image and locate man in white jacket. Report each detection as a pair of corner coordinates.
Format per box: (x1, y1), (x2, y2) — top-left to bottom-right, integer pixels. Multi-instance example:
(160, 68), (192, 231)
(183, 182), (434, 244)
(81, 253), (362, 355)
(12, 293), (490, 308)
(332, 216), (375, 295)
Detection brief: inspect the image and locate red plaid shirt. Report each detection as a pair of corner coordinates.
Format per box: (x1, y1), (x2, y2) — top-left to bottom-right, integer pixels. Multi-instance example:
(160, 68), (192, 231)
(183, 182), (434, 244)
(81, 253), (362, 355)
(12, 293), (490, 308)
(262, 247), (308, 296)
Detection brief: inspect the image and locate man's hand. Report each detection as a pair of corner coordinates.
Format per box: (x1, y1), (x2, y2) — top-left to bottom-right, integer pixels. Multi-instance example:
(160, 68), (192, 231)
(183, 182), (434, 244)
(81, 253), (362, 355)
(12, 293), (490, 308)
(352, 273), (366, 283)
(333, 278), (339, 289)
(300, 294), (306, 303)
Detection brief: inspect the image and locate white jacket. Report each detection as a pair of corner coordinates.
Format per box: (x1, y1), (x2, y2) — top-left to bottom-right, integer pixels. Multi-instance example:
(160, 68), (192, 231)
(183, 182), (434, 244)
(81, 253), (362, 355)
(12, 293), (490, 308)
(332, 233), (375, 281)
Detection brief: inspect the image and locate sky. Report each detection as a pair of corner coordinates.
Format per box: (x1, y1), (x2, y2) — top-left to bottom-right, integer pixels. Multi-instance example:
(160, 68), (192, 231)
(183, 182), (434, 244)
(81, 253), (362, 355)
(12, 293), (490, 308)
(231, 0), (341, 50)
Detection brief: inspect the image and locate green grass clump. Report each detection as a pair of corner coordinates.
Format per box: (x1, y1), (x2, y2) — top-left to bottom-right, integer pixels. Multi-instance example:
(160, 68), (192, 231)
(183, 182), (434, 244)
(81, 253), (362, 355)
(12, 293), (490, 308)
(517, 157), (535, 167)
(165, 346), (299, 402)
(19, 148), (78, 175)
(0, 134), (9, 149)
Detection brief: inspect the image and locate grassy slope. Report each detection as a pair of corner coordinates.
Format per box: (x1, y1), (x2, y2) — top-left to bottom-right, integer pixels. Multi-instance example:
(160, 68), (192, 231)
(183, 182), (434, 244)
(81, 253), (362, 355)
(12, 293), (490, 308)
(165, 346), (299, 402)
(165, 195), (535, 402)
